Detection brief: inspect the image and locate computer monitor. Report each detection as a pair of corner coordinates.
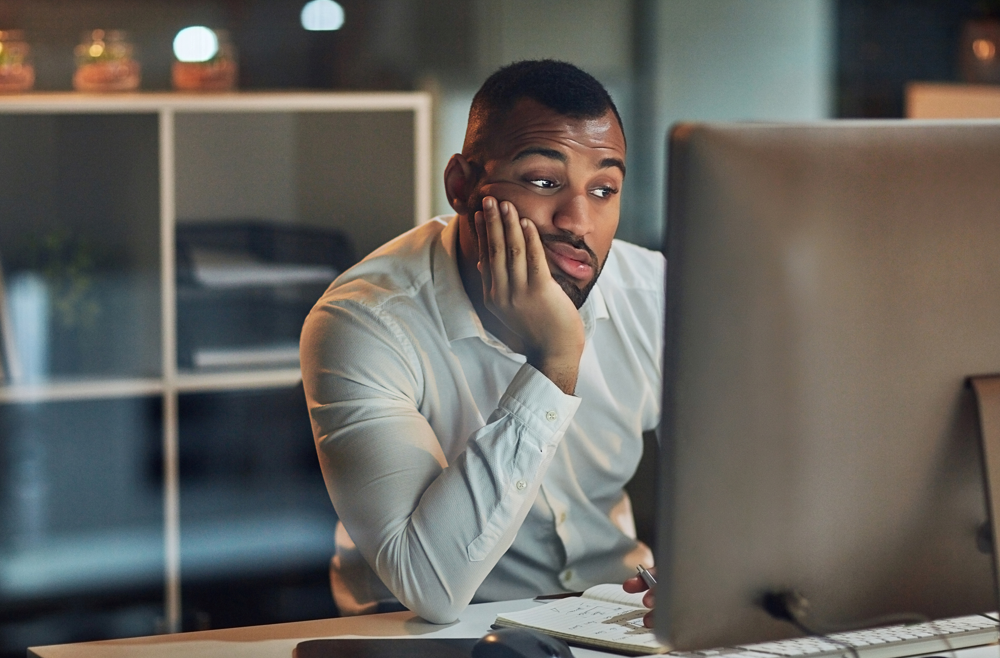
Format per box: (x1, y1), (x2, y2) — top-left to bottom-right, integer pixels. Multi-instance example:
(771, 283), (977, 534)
(655, 120), (1000, 650)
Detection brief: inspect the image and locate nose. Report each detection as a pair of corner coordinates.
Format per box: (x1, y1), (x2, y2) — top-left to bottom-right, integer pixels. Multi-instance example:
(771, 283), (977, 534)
(551, 192), (594, 237)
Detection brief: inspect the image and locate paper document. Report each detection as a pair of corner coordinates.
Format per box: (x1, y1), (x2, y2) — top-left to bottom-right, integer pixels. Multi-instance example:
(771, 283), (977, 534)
(494, 583), (667, 655)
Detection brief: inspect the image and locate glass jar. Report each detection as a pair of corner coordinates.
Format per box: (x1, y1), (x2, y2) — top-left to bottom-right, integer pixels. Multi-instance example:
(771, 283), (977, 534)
(73, 29), (141, 92)
(0, 30), (35, 93)
(172, 28), (238, 92)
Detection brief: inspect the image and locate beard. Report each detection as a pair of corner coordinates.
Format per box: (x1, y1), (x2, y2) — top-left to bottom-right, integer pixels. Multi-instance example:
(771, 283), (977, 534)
(541, 232), (603, 309)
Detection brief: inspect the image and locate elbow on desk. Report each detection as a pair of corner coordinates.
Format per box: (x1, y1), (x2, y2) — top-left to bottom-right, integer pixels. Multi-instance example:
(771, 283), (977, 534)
(393, 579), (470, 624)
(411, 600), (465, 625)
(374, 536), (477, 624)
(382, 568), (471, 624)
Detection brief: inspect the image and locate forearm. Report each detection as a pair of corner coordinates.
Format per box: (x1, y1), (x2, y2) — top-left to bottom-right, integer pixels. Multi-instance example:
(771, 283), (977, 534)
(315, 363), (579, 623)
(527, 352), (580, 395)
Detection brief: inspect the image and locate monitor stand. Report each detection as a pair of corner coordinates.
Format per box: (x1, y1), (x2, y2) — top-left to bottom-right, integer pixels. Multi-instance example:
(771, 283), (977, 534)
(969, 374), (1000, 609)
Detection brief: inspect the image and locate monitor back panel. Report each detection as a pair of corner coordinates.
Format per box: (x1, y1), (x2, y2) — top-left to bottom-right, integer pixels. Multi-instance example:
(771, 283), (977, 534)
(658, 121), (1000, 650)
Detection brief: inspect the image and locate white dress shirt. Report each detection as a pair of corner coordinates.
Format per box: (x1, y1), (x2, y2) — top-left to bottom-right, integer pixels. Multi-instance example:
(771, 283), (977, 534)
(300, 215), (664, 624)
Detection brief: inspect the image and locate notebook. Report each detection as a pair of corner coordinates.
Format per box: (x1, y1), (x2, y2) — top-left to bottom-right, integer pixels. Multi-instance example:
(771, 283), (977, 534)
(494, 584), (669, 655)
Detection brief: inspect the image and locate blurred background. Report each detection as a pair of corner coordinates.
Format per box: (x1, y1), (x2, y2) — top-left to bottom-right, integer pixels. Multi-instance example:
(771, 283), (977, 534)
(0, 0), (997, 656)
(3, 0), (998, 244)
(7, 0), (997, 248)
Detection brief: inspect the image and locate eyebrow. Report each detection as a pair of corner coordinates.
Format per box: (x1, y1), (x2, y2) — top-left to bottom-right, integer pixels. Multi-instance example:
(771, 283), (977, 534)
(511, 148), (627, 176)
(600, 157), (627, 176)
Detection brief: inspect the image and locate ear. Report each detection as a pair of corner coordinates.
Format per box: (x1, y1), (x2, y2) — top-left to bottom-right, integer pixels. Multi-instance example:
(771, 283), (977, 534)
(444, 154), (475, 214)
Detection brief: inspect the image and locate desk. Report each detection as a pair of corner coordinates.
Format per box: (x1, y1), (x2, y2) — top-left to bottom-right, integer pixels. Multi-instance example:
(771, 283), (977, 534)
(27, 598), (620, 658)
(28, 602), (1000, 658)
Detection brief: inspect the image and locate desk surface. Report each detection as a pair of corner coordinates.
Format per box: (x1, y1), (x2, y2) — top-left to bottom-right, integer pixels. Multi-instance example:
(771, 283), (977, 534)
(27, 598), (621, 658)
(28, 600), (1000, 658)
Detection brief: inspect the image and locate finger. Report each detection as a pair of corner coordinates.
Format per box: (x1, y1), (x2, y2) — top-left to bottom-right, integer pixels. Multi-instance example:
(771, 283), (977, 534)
(622, 575), (648, 593)
(643, 610), (654, 628)
(483, 196), (509, 299)
(521, 217), (551, 285)
(501, 201), (528, 289)
(643, 587), (655, 610)
(475, 211), (493, 301)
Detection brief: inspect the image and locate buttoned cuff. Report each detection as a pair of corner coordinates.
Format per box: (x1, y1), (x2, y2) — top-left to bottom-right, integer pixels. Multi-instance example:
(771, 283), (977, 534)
(497, 363), (581, 451)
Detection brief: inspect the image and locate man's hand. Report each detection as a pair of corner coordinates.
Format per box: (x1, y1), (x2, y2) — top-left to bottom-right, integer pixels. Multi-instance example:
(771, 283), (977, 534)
(623, 569), (656, 628)
(475, 196), (586, 394)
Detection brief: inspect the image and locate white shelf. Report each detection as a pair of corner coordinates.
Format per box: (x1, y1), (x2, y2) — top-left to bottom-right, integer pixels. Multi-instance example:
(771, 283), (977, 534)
(0, 369), (305, 402)
(0, 377), (163, 403)
(0, 91), (432, 114)
(175, 367), (302, 393)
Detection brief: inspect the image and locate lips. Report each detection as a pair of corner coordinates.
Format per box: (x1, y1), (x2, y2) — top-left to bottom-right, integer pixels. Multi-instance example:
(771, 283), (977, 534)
(543, 240), (595, 281)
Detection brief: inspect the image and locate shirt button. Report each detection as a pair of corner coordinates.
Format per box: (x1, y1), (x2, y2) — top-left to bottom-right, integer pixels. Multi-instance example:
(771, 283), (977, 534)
(558, 511), (567, 525)
(515, 479), (527, 491)
(545, 410), (558, 422)
(560, 569), (573, 583)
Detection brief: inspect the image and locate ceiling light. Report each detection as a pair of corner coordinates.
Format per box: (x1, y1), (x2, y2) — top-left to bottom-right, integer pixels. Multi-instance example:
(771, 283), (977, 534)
(173, 26), (219, 63)
(301, 0), (345, 31)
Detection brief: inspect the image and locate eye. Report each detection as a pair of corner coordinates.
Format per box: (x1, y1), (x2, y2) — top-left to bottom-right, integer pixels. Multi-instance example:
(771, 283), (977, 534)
(529, 178), (558, 189)
(591, 185), (618, 199)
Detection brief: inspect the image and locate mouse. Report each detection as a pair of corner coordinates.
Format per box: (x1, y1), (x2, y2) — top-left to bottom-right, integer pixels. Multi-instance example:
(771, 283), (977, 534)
(471, 627), (574, 658)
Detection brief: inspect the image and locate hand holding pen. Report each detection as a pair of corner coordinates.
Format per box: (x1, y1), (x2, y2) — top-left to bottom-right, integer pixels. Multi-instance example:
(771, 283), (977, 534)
(623, 564), (657, 628)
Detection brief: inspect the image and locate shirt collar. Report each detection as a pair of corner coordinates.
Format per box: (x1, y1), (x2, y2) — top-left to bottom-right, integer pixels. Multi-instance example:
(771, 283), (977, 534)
(581, 280), (609, 341)
(433, 216), (488, 343)
(432, 214), (610, 345)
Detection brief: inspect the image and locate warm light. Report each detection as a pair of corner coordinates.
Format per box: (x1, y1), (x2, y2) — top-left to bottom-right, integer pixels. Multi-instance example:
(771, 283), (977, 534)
(973, 38), (997, 62)
(88, 42), (104, 58)
(173, 26), (219, 63)
(301, 0), (345, 31)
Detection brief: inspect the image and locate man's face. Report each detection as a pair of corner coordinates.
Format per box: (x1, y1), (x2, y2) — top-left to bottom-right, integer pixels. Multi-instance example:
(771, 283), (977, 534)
(469, 99), (626, 308)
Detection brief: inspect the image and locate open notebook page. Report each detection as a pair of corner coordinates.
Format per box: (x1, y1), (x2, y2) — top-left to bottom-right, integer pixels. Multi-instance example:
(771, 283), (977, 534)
(495, 589), (667, 654)
(581, 583), (649, 607)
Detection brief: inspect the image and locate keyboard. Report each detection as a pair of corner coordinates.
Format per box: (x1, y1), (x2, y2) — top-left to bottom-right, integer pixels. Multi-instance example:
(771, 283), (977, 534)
(674, 614), (999, 658)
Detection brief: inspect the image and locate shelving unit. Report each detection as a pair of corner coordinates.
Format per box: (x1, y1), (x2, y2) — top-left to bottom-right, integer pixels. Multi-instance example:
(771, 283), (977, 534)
(0, 92), (432, 637)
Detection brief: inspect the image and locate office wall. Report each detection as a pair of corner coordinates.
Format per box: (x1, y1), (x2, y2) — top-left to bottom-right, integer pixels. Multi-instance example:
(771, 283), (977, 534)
(470, 0), (633, 79)
(631, 0), (835, 247)
(429, 0), (834, 248)
(627, 0), (835, 247)
(429, 0), (635, 220)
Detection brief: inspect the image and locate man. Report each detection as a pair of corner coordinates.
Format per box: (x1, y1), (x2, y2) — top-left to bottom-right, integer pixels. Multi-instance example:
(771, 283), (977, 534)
(300, 59), (663, 624)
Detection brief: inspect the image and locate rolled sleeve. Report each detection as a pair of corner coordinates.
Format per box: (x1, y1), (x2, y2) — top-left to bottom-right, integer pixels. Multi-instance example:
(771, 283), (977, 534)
(463, 364), (580, 562)
(496, 363), (580, 448)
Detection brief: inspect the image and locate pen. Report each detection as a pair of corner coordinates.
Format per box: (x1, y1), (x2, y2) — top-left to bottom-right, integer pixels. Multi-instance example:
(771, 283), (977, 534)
(636, 564), (657, 589)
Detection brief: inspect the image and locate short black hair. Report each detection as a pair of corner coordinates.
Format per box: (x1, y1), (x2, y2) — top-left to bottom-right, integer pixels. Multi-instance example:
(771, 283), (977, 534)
(462, 59), (624, 164)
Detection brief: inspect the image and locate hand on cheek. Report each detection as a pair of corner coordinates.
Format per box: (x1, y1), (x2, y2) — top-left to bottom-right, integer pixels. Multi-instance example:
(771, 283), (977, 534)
(474, 196), (585, 394)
